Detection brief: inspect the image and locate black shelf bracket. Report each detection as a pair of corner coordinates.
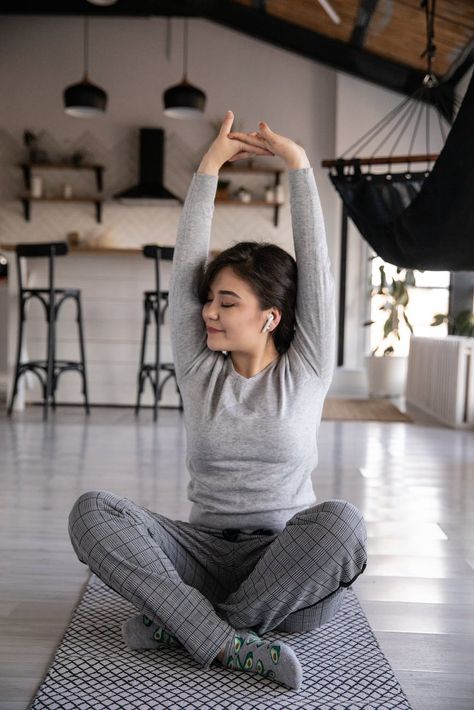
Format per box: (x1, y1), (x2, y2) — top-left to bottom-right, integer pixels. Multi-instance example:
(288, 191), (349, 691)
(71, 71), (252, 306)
(22, 198), (30, 221)
(95, 166), (104, 192)
(21, 165), (31, 191)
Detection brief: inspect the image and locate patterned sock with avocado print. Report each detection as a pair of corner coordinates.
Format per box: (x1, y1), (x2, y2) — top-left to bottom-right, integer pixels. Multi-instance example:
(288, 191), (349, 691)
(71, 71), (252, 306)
(219, 630), (303, 690)
(121, 614), (181, 651)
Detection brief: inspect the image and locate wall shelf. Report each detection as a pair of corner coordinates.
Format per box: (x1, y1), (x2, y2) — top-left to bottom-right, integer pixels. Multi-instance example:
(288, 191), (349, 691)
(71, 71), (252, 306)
(19, 162), (105, 191)
(218, 162), (283, 226)
(19, 195), (103, 223)
(18, 162), (105, 223)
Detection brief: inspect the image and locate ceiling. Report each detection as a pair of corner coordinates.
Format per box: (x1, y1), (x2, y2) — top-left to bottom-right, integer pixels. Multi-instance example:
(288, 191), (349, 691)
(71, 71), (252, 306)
(2, 0), (473, 98)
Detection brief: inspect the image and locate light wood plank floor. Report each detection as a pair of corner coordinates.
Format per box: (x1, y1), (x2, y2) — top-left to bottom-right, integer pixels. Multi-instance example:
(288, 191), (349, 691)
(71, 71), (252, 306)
(1, 404), (473, 709)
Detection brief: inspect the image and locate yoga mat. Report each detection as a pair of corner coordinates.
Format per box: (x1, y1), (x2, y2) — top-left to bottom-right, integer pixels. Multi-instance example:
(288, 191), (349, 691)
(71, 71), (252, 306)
(30, 575), (412, 709)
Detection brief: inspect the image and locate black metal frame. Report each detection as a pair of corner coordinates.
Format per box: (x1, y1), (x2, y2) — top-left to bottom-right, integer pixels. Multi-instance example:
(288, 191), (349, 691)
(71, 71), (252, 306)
(135, 245), (183, 421)
(7, 241), (90, 420)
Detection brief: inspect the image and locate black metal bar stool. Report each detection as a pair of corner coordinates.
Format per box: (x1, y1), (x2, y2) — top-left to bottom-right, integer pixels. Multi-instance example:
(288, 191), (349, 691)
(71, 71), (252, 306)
(7, 241), (89, 420)
(135, 244), (182, 421)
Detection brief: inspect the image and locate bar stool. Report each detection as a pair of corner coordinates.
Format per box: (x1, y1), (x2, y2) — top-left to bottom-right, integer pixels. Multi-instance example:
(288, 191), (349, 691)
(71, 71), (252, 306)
(7, 241), (89, 420)
(135, 244), (182, 421)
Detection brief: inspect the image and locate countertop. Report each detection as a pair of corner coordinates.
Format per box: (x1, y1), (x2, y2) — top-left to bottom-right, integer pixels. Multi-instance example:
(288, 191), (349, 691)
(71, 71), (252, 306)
(0, 243), (157, 254)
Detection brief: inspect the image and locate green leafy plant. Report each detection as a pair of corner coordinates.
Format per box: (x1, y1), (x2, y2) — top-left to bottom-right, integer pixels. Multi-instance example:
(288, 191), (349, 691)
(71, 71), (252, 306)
(23, 130), (37, 148)
(364, 262), (416, 356)
(431, 310), (474, 337)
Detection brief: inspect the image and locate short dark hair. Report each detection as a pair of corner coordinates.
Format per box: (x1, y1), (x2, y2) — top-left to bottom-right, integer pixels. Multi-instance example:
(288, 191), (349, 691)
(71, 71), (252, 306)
(198, 241), (297, 354)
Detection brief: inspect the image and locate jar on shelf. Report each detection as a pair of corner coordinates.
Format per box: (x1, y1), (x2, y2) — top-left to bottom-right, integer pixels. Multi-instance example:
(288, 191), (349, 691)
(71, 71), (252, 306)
(235, 187), (252, 203)
(31, 176), (43, 198)
(265, 185), (274, 203)
(274, 184), (285, 204)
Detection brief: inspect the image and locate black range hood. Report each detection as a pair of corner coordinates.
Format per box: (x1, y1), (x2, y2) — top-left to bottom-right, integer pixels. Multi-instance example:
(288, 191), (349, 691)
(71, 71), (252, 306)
(114, 128), (182, 204)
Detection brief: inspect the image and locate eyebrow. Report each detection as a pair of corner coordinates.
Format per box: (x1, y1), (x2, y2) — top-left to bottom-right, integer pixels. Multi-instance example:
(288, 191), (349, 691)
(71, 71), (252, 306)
(208, 289), (242, 299)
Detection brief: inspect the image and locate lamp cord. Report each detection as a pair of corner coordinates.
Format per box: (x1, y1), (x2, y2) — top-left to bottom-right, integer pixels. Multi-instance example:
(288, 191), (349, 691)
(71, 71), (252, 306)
(83, 16), (89, 80)
(183, 17), (188, 80)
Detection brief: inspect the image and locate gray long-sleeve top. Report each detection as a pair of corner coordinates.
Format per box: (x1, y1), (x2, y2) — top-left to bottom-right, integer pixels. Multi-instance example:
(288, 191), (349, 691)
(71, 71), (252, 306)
(169, 168), (335, 532)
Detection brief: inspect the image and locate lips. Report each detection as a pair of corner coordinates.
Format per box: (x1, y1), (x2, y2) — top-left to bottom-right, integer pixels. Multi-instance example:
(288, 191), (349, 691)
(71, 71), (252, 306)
(206, 327), (223, 333)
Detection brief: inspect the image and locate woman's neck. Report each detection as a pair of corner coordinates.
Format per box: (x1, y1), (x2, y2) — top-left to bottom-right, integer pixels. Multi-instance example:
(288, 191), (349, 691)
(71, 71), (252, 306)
(230, 343), (280, 379)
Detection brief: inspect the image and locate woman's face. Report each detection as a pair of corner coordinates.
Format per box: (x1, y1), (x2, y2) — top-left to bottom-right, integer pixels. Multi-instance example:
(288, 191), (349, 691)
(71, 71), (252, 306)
(202, 266), (276, 353)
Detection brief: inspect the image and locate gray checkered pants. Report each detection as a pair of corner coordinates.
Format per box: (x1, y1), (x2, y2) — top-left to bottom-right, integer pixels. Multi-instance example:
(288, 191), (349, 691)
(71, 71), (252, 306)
(68, 492), (367, 668)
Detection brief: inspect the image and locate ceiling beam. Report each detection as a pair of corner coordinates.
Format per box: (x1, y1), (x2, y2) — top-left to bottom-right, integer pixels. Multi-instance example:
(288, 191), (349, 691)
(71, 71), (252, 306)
(350, 0), (380, 48)
(444, 38), (474, 86)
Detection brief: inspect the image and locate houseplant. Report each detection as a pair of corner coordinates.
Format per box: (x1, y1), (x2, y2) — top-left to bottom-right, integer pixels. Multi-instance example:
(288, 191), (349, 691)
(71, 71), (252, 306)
(363, 261), (416, 397)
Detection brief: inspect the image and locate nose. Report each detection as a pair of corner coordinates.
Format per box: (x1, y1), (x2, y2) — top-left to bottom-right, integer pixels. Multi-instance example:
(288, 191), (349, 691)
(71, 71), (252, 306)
(203, 301), (219, 321)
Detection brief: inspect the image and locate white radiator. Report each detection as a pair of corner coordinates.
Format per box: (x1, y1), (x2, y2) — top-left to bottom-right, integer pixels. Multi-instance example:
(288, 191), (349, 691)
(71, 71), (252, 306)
(406, 336), (474, 428)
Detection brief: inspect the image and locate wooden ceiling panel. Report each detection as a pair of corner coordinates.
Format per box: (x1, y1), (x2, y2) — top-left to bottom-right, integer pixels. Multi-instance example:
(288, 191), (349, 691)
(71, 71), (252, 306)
(265, 0), (358, 42)
(232, 0), (473, 80)
(232, 0), (359, 42)
(365, 0), (474, 76)
(395, 0), (474, 29)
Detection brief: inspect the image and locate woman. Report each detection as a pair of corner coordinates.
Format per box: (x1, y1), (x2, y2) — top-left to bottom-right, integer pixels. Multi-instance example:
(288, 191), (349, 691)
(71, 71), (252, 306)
(68, 111), (367, 691)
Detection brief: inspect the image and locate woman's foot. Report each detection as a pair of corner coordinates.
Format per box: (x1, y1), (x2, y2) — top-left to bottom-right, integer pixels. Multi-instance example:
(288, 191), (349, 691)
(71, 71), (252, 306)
(122, 614), (181, 650)
(215, 630), (302, 690)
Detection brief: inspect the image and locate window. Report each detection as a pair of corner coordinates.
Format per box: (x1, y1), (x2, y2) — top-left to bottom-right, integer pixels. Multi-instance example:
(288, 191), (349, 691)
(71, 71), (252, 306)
(368, 255), (450, 356)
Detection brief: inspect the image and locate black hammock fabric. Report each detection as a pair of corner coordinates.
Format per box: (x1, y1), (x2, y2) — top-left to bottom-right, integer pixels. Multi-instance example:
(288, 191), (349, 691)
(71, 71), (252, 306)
(329, 70), (474, 271)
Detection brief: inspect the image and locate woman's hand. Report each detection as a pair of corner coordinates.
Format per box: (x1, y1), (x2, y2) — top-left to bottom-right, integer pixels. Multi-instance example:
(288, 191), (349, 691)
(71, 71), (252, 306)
(197, 110), (273, 176)
(228, 121), (310, 170)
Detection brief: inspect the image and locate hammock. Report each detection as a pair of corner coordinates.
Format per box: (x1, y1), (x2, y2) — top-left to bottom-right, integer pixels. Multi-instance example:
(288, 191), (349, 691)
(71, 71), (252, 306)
(327, 70), (474, 270)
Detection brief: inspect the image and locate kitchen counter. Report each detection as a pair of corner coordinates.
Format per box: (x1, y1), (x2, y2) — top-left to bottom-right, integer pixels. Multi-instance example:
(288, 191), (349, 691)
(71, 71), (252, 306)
(0, 242), (144, 254)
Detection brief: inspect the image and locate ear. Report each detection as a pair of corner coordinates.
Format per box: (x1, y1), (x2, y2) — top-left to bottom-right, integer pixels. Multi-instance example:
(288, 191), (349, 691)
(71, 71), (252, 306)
(269, 309), (282, 330)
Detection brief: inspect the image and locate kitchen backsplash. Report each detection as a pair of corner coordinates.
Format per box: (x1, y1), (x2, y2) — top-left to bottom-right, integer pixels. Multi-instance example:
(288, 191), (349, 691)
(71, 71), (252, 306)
(0, 127), (292, 254)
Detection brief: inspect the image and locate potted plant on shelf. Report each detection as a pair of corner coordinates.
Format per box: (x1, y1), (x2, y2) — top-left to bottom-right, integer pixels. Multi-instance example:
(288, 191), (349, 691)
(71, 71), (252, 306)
(23, 130), (49, 163)
(363, 261), (416, 397)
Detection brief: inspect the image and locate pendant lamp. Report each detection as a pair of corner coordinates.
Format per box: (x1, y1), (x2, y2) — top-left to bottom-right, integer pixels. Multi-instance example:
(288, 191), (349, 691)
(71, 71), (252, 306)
(64, 17), (108, 117)
(163, 18), (206, 118)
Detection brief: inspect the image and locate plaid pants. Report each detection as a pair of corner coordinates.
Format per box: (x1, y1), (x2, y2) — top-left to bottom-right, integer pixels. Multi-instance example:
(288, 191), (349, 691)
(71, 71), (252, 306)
(68, 492), (367, 668)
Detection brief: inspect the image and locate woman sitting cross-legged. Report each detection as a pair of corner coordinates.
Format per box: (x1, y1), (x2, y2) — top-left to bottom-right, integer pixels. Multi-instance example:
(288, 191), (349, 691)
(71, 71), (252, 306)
(68, 111), (368, 692)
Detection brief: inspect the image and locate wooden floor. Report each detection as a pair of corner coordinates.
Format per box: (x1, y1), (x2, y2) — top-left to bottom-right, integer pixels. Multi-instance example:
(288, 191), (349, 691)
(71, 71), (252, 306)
(1, 403), (473, 709)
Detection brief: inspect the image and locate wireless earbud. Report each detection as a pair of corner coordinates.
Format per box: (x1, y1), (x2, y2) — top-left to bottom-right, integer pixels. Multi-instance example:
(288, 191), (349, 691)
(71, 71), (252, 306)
(262, 314), (274, 333)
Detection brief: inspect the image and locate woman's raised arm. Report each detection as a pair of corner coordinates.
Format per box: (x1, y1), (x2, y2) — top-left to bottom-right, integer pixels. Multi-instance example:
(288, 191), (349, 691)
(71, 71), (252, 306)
(169, 112), (273, 381)
(228, 122), (336, 384)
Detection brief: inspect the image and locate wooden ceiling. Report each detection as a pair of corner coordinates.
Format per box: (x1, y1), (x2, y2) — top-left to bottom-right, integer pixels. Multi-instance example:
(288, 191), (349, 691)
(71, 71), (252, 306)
(2, 1), (473, 96)
(232, 0), (474, 80)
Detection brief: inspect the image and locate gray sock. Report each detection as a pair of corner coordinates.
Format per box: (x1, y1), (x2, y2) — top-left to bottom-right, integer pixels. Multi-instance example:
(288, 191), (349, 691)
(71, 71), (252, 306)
(219, 629), (303, 690)
(122, 614), (181, 651)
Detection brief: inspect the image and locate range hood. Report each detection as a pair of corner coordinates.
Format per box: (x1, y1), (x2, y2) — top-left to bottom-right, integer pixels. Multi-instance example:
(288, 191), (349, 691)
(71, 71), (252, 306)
(114, 128), (182, 204)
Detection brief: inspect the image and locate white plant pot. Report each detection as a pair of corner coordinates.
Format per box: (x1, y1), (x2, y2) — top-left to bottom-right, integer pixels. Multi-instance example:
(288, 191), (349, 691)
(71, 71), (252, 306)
(365, 355), (408, 398)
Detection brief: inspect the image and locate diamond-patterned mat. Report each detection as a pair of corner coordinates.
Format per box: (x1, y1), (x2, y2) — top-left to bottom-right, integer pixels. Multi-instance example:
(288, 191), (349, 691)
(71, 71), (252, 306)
(30, 575), (412, 709)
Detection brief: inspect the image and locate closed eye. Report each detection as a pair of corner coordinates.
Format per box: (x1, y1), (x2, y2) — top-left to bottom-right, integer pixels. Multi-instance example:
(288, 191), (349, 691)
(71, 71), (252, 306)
(205, 299), (234, 307)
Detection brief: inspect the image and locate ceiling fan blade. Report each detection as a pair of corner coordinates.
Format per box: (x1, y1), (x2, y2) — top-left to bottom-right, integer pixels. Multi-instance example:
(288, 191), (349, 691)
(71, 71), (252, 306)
(316, 0), (342, 24)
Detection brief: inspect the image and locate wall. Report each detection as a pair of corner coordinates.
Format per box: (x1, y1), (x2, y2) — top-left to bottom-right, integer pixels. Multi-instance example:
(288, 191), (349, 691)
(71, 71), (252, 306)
(0, 15), (339, 404)
(0, 15), (337, 254)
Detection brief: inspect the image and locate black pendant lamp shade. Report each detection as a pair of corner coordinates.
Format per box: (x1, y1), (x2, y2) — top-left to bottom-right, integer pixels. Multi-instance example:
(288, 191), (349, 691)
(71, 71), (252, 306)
(64, 17), (107, 117)
(64, 79), (107, 117)
(163, 79), (206, 118)
(163, 19), (206, 119)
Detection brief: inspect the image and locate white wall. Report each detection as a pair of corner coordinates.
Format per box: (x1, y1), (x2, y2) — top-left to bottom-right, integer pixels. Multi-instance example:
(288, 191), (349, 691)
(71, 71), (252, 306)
(0, 15), (337, 255)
